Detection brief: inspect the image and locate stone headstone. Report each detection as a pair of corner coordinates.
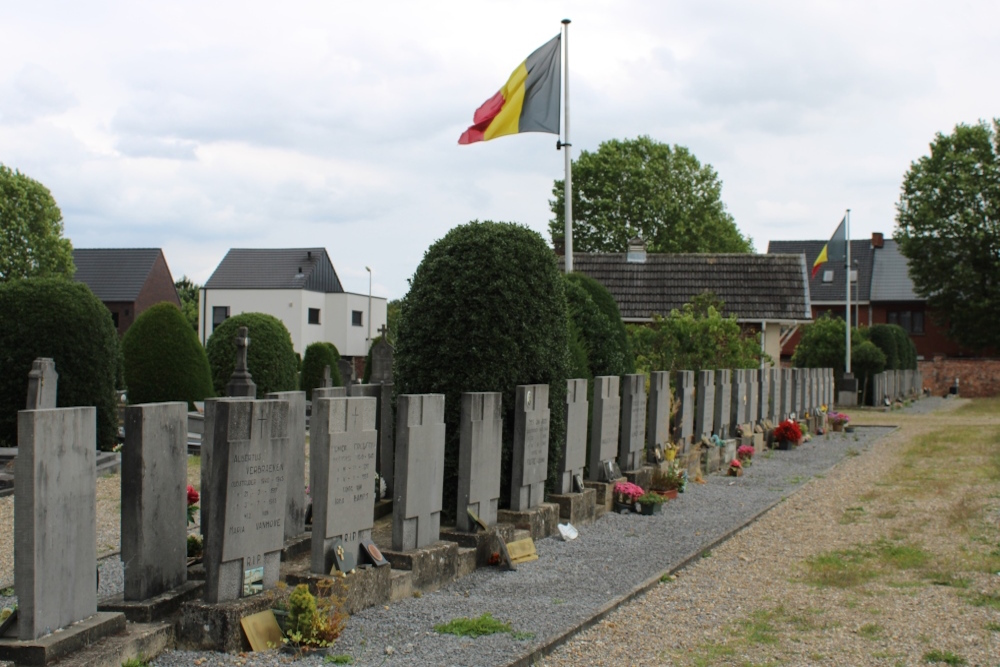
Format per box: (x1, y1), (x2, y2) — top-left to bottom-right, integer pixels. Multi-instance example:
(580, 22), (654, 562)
(768, 368), (781, 422)
(747, 370), (760, 423)
(646, 372), (670, 463)
(558, 379), (588, 494)
(310, 396), (377, 574)
(803, 369), (813, 413)
(675, 371), (696, 447)
(225, 326), (256, 398)
(15, 406), (97, 640)
(349, 383), (396, 497)
(456, 392), (502, 531)
(588, 376), (621, 482)
(25, 357), (58, 410)
(694, 370), (715, 440)
(338, 358), (354, 385)
(780, 368), (793, 419)
(730, 370), (749, 428)
(510, 384), (550, 511)
(321, 365), (333, 388)
(392, 394), (445, 551)
(121, 402), (187, 601)
(713, 370), (732, 437)
(618, 374), (647, 472)
(202, 398), (289, 603)
(313, 386), (347, 399)
(266, 391), (307, 539)
(791, 368), (803, 416)
(759, 368), (770, 424)
(369, 337), (394, 384)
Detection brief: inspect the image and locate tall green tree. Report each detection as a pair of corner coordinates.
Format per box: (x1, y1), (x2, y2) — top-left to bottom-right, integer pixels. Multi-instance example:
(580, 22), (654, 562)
(896, 120), (1000, 352)
(174, 275), (200, 331)
(549, 136), (753, 254)
(0, 164), (75, 282)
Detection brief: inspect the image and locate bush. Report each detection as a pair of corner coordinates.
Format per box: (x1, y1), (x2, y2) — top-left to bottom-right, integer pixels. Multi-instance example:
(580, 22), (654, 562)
(565, 272), (634, 374)
(792, 314), (847, 369)
(301, 342), (342, 399)
(121, 302), (214, 407)
(892, 325), (917, 369)
(0, 278), (120, 449)
(563, 277), (616, 379)
(852, 340), (887, 404)
(395, 221), (570, 517)
(867, 324), (900, 370)
(206, 313), (298, 397)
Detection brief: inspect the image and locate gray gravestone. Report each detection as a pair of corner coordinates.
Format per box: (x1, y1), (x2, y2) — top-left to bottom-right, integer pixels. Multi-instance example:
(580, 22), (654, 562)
(813, 369), (821, 409)
(730, 370), (749, 429)
(675, 371), (696, 446)
(15, 406), (96, 640)
(791, 369), (803, 416)
(457, 392), (502, 531)
(781, 368), (793, 420)
(266, 391), (307, 539)
(369, 332), (394, 384)
(349, 383), (396, 498)
(510, 384), (550, 510)
(392, 394), (445, 551)
(646, 372), (670, 463)
(202, 398), (289, 603)
(803, 369), (813, 413)
(321, 365), (333, 388)
(311, 396), (377, 573)
(225, 326), (256, 398)
(313, 386), (347, 399)
(694, 370), (715, 440)
(759, 368), (770, 424)
(747, 370), (760, 423)
(121, 402), (187, 601)
(558, 379), (588, 493)
(618, 374), (647, 472)
(768, 368), (781, 422)
(338, 358), (354, 385)
(588, 376), (621, 481)
(25, 358), (58, 410)
(713, 370), (732, 437)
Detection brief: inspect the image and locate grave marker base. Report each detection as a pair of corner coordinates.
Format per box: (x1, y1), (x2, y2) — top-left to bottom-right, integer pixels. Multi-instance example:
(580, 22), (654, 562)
(496, 502), (560, 541)
(284, 566), (390, 614)
(624, 466), (654, 493)
(381, 541), (460, 592)
(583, 478), (625, 513)
(0, 612), (125, 666)
(98, 580), (204, 623)
(175, 596), (273, 653)
(280, 533), (312, 562)
(548, 489), (597, 525)
(440, 524), (516, 567)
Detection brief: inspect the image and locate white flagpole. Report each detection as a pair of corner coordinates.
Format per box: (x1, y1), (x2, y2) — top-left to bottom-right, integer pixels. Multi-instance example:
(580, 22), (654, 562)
(845, 209), (852, 375)
(561, 18), (573, 272)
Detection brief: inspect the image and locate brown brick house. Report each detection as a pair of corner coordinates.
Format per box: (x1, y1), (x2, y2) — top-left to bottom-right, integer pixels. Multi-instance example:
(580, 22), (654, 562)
(72, 248), (181, 335)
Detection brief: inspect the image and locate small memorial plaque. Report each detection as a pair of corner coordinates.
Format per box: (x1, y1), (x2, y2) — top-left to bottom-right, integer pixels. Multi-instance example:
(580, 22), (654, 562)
(331, 538), (356, 573)
(360, 537), (389, 567)
(602, 460), (622, 482)
(573, 472), (585, 493)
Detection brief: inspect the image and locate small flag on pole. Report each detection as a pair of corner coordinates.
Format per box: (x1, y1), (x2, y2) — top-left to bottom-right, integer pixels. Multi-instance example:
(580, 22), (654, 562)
(811, 216), (847, 278)
(458, 35), (561, 145)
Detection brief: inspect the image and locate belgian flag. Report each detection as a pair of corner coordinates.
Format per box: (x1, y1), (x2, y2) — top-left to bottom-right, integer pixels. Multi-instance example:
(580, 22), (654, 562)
(458, 35), (561, 145)
(811, 216), (847, 278)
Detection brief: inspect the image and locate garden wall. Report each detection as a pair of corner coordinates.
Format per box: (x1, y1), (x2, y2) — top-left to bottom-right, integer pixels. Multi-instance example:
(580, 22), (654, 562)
(918, 357), (1000, 398)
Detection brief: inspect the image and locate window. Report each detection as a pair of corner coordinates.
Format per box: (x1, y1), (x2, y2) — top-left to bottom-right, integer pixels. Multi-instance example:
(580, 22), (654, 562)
(308, 308), (321, 325)
(822, 270), (834, 283)
(886, 309), (924, 334)
(111, 311), (119, 329)
(212, 306), (230, 332)
(352, 310), (363, 327)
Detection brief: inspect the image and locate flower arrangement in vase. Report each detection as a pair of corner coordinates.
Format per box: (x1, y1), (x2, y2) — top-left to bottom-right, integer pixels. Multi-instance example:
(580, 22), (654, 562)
(737, 444), (755, 464)
(772, 420), (803, 450)
(827, 411), (850, 431)
(613, 481), (644, 512)
(727, 459), (743, 476)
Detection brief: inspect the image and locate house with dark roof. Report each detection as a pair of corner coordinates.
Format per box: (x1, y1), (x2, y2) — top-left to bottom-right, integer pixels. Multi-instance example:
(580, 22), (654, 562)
(562, 239), (812, 362)
(73, 248), (180, 335)
(199, 248), (387, 360)
(767, 233), (964, 360)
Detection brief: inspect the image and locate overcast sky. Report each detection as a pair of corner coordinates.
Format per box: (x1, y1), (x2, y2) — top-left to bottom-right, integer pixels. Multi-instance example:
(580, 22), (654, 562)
(3, 1), (998, 300)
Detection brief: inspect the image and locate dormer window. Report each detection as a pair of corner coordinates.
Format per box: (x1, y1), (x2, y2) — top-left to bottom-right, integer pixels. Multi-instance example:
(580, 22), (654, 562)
(822, 270), (834, 283)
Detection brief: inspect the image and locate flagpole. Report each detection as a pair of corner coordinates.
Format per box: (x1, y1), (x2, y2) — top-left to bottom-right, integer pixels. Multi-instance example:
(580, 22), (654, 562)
(561, 18), (573, 273)
(845, 209), (851, 375)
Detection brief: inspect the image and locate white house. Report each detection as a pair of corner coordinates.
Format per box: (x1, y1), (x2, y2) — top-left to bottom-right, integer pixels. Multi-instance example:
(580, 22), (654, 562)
(198, 248), (387, 359)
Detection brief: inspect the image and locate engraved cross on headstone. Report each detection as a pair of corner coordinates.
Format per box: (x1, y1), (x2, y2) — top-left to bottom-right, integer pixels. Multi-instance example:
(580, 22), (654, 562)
(377, 324), (389, 340)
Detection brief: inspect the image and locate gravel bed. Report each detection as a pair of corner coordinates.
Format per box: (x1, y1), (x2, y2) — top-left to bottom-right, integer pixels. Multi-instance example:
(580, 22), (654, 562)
(147, 426), (891, 667)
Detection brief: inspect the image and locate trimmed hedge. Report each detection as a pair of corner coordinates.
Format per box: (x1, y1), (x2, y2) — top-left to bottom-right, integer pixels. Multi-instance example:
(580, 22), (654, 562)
(867, 324), (900, 370)
(565, 272), (634, 375)
(122, 302), (214, 408)
(0, 278), (120, 449)
(206, 313), (298, 397)
(301, 342), (342, 400)
(395, 221), (570, 518)
(563, 276), (614, 380)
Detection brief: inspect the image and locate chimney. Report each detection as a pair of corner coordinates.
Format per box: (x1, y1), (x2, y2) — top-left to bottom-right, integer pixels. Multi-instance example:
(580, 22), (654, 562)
(626, 236), (647, 263)
(871, 232), (884, 249)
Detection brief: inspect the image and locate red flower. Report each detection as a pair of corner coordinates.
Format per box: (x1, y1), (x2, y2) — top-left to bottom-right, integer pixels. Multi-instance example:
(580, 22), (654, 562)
(187, 485), (200, 506)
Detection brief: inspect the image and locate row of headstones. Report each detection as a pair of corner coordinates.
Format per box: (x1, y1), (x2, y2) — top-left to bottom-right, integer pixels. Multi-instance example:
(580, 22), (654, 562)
(870, 369), (923, 406)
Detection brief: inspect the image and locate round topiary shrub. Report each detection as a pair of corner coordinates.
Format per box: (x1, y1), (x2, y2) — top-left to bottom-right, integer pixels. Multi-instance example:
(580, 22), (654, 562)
(890, 324), (917, 369)
(206, 313), (298, 397)
(0, 278), (120, 449)
(565, 272), (634, 374)
(867, 324), (900, 370)
(564, 275), (619, 379)
(395, 221), (570, 517)
(301, 341), (342, 400)
(122, 302), (214, 407)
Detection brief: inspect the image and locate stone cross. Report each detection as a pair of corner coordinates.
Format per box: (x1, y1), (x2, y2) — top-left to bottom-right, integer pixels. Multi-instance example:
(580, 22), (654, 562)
(266, 391), (307, 540)
(694, 370), (715, 441)
(646, 372), (670, 464)
(225, 327), (256, 398)
(618, 374), (647, 472)
(392, 394), (445, 551)
(674, 371), (696, 449)
(349, 382), (396, 497)
(369, 335), (394, 385)
(730, 369), (748, 427)
(768, 368), (781, 422)
(510, 384), (550, 511)
(587, 376), (621, 482)
(713, 369), (732, 437)
(378, 324), (389, 339)
(338, 358), (354, 385)
(747, 369), (760, 424)
(558, 378), (589, 493)
(456, 392), (502, 531)
(25, 357), (58, 410)
(322, 365), (333, 388)
(759, 368), (771, 424)
(780, 368), (793, 420)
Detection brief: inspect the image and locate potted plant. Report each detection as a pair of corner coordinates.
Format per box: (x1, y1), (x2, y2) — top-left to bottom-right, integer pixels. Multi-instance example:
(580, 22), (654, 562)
(772, 420), (803, 450)
(828, 411), (849, 432)
(650, 461), (685, 499)
(636, 491), (667, 515)
(727, 459), (743, 476)
(737, 444), (755, 464)
(613, 481), (644, 512)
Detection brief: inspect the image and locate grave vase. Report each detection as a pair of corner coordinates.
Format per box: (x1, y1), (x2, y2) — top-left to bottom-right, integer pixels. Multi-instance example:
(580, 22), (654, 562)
(638, 502), (662, 516)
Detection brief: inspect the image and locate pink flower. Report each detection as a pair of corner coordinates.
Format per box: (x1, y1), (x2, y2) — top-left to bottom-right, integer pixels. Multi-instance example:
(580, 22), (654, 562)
(729, 459), (742, 468)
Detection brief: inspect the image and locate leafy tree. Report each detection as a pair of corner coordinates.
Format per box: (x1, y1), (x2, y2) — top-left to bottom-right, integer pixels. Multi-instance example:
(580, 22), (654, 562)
(174, 276), (200, 331)
(386, 299), (401, 343)
(0, 164), (75, 282)
(206, 312), (298, 397)
(122, 302), (213, 407)
(0, 278), (119, 449)
(791, 315), (847, 370)
(302, 341), (342, 399)
(896, 120), (1000, 352)
(852, 340), (887, 405)
(549, 136), (753, 254)
(628, 292), (764, 375)
(395, 221), (569, 517)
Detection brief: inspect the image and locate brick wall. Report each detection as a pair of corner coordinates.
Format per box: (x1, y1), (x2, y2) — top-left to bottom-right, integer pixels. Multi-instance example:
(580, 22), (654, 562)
(918, 358), (1000, 397)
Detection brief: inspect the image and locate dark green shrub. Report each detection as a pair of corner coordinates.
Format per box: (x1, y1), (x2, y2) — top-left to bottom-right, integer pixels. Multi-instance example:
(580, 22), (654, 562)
(301, 342), (341, 400)
(852, 339), (887, 404)
(122, 302), (214, 408)
(868, 324), (900, 370)
(566, 321), (591, 382)
(564, 276), (618, 379)
(891, 325), (917, 369)
(206, 313), (298, 397)
(792, 315), (846, 369)
(395, 221), (570, 517)
(565, 272), (634, 374)
(0, 278), (120, 449)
